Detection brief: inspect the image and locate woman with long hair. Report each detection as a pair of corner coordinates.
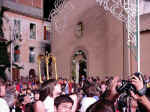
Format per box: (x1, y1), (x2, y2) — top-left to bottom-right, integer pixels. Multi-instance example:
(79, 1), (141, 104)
(34, 79), (62, 112)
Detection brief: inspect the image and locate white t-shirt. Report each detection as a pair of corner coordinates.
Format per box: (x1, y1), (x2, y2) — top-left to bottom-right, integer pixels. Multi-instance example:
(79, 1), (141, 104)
(80, 97), (97, 112)
(0, 98), (10, 112)
(70, 94), (78, 112)
(43, 96), (54, 112)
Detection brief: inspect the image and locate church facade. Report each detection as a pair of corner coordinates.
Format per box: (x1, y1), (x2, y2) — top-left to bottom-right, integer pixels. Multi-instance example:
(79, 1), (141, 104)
(51, 0), (150, 79)
(51, 0), (125, 79)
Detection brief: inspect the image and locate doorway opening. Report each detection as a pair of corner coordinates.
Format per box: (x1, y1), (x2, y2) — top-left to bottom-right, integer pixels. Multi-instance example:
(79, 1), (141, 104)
(72, 50), (87, 84)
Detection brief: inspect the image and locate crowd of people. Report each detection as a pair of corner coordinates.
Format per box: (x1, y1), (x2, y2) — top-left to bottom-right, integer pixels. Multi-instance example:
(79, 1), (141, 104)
(0, 72), (150, 112)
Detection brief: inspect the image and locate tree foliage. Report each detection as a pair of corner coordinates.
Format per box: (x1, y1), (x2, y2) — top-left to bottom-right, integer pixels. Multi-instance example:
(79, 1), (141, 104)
(0, 8), (4, 37)
(0, 41), (12, 81)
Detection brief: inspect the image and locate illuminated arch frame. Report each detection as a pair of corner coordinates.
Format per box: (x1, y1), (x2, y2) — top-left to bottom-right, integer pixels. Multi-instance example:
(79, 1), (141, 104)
(71, 47), (89, 79)
(37, 54), (58, 83)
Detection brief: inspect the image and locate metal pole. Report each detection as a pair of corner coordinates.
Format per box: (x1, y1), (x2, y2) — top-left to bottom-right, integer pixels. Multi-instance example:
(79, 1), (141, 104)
(127, 0), (132, 75)
(10, 23), (13, 81)
(136, 0), (140, 72)
(10, 37), (13, 80)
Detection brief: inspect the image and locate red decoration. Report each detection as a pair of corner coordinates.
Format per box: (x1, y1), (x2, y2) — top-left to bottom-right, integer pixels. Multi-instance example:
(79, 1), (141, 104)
(15, 50), (20, 55)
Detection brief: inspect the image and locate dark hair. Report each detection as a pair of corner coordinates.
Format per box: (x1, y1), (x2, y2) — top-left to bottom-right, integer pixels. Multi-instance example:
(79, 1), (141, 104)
(54, 95), (74, 109)
(18, 95), (26, 103)
(39, 79), (57, 101)
(85, 84), (98, 97)
(0, 77), (6, 86)
(33, 90), (40, 94)
(25, 103), (34, 112)
(86, 100), (114, 112)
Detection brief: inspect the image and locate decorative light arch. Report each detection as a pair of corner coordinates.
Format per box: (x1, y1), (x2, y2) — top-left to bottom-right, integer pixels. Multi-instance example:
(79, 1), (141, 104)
(37, 54), (58, 83)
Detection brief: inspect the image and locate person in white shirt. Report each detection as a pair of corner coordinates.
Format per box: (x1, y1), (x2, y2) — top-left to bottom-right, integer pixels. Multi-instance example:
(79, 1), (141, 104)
(34, 79), (62, 112)
(0, 77), (10, 112)
(80, 84), (99, 112)
(80, 96), (97, 112)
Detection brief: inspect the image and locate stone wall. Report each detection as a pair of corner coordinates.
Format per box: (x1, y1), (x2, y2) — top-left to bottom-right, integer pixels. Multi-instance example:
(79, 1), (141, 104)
(51, 0), (124, 79)
(3, 11), (50, 79)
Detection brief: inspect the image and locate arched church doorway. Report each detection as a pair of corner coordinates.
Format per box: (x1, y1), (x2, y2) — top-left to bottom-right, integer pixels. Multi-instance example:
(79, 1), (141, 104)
(72, 50), (87, 84)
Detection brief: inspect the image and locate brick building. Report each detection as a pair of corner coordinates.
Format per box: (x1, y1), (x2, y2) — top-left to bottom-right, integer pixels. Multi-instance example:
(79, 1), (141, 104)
(0, 0), (52, 80)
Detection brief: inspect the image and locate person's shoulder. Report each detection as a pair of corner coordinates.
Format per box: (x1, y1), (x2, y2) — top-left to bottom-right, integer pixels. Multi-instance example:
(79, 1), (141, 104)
(83, 97), (97, 101)
(0, 98), (8, 104)
(70, 94), (78, 99)
(0, 97), (5, 101)
(0, 98), (10, 112)
(34, 100), (44, 106)
(81, 97), (97, 104)
(43, 96), (54, 108)
(44, 96), (54, 102)
(34, 101), (45, 112)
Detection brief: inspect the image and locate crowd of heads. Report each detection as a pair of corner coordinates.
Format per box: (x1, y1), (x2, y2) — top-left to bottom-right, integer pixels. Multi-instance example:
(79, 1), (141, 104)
(0, 72), (150, 112)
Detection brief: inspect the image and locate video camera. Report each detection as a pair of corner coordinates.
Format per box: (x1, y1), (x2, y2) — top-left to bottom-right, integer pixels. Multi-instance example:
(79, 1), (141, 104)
(116, 80), (137, 94)
(116, 72), (144, 95)
(116, 72), (145, 112)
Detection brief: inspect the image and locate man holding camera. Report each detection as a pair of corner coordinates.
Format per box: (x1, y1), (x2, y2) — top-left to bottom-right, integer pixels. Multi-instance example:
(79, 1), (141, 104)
(86, 76), (120, 112)
(131, 73), (150, 112)
(86, 72), (150, 112)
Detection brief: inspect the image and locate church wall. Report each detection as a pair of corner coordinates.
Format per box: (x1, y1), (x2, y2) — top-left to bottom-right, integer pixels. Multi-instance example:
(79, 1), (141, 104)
(141, 32), (150, 75)
(51, 0), (124, 79)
